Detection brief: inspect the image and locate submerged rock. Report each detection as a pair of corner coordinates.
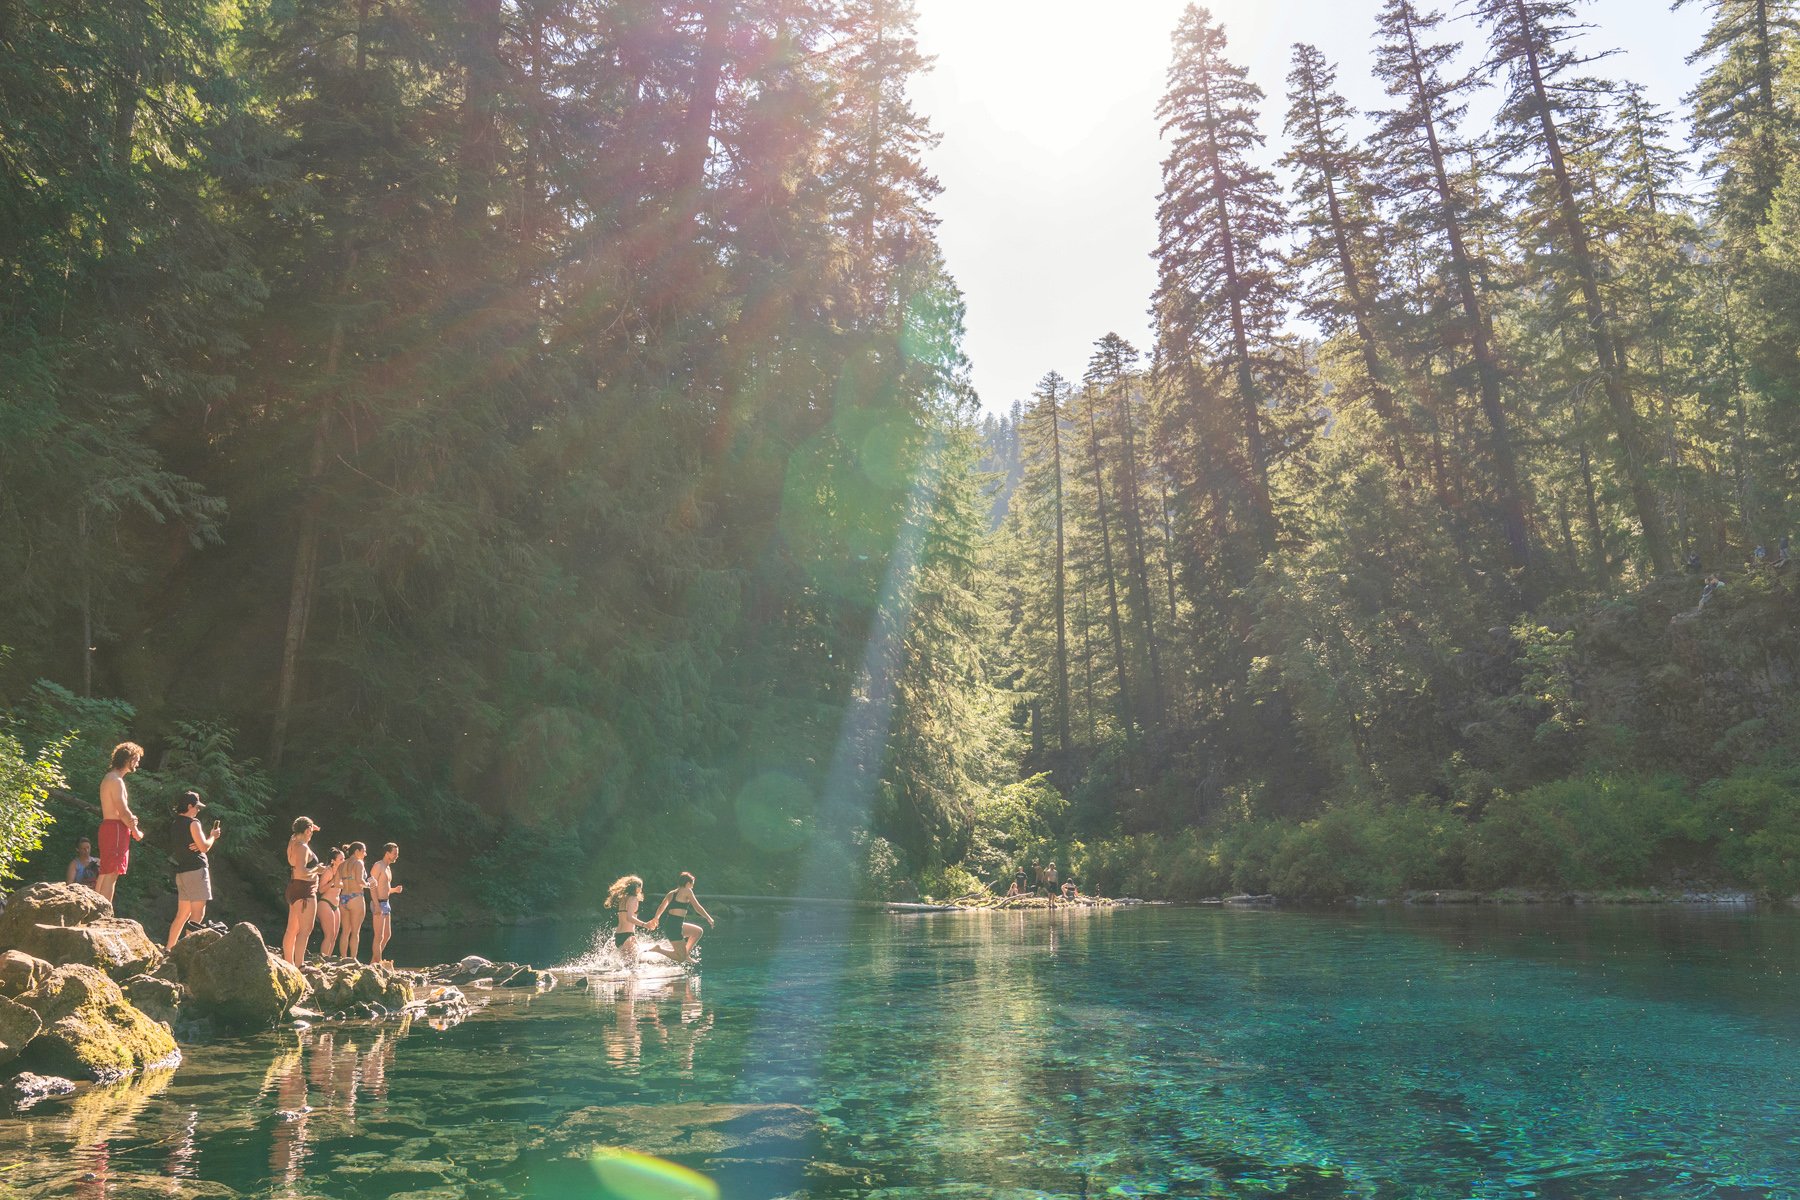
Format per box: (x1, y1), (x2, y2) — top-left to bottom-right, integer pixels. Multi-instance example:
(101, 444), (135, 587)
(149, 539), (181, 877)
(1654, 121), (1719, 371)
(0, 994), (44, 1067)
(180, 923), (306, 1029)
(0, 883), (162, 980)
(539, 1102), (820, 1162)
(16, 964), (179, 1082)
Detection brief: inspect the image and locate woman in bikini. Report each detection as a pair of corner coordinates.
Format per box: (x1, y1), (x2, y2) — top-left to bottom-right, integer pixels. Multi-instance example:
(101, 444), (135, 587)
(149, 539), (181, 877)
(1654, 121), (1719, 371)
(646, 871), (714, 964)
(605, 875), (653, 962)
(313, 846), (346, 960)
(282, 817), (326, 967)
(335, 842), (370, 963)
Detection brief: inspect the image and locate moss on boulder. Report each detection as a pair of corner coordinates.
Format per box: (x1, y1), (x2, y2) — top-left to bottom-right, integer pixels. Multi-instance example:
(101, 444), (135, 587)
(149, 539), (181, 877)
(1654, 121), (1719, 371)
(17, 964), (178, 1082)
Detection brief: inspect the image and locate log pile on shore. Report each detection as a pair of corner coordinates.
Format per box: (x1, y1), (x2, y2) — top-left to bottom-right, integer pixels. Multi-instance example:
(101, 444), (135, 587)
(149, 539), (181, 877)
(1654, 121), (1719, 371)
(939, 893), (1144, 911)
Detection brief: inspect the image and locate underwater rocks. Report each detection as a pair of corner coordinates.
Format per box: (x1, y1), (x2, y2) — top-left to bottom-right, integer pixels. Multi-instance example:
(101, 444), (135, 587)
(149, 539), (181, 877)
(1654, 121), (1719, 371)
(0, 883), (162, 981)
(537, 1102), (821, 1165)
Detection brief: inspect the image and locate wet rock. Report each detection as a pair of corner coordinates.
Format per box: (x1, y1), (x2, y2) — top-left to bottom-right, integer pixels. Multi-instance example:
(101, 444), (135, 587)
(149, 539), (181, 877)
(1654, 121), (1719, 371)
(300, 959), (413, 1015)
(0, 994), (44, 1067)
(0, 949), (52, 998)
(16, 964), (179, 1082)
(122, 974), (186, 1028)
(538, 1102), (820, 1162)
(181, 923), (306, 1029)
(0, 883), (162, 980)
(1404, 890), (1482, 905)
(1223, 893), (1277, 906)
(2, 1071), (76, 1111)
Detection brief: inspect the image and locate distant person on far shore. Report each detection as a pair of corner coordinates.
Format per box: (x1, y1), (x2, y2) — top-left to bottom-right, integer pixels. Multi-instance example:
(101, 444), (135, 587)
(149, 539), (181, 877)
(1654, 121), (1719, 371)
(370, 843), (403, 966)
(1061, 880), (1078, 902)
(1042, 861), (1060, 897)
(1700, 573), (1724, 609)
(167, 791), (220, 951)
(1029, 859), (1043, 896)
(96, 742), (145, 904)
(282, 817), (326, 967)
(646, 871), (714, 965)
(336, 842), (370, 962)
(605, 875), (652, 960)
(66, 837), (99, 890)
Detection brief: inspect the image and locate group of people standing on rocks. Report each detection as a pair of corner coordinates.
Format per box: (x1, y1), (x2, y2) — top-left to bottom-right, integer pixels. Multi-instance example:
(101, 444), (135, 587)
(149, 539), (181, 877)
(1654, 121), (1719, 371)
(282, 818), (403, 970)
(71, 740), (405, 969)
(604, 872), (714, 965)
(1007, 859), (1080, 900)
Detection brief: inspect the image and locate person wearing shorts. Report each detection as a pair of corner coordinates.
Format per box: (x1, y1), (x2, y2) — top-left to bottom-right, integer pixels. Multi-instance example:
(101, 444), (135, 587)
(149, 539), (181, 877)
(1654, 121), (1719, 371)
(96, 742), (145, 904)
(167, 791), (221, 950)
(369, 843), (403, 967)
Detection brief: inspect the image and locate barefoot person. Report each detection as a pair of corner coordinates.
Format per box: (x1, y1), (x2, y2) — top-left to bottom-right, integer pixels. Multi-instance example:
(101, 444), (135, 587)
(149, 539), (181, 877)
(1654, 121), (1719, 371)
(281, 817), (326, 967)
(166, 792), (221, 950)
(66, 837), (100, 890)
(646, 871), (714, 965)
(335, 843), (370, 963)
(313, 847), (346, 960)
(369, 843), (403, 966)
(605, 875), (652, 961)
(96, 742), (145, 904)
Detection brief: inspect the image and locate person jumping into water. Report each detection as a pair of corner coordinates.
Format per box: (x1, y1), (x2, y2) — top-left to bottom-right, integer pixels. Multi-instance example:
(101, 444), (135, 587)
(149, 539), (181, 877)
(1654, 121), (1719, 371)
(646, 871), (714, 964)
(605, 875), (654, 960)
(96, 742), (145, 905)
(370, 842), (403, 966)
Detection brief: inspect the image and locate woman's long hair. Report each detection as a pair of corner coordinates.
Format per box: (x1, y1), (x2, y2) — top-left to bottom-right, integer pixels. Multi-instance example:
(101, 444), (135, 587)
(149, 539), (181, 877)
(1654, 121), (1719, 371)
(605, 875), (643, 909)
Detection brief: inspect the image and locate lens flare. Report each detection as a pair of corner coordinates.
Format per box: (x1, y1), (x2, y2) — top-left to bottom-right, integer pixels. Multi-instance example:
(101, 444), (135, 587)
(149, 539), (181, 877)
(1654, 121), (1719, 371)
(587, 1148), (718, 1200)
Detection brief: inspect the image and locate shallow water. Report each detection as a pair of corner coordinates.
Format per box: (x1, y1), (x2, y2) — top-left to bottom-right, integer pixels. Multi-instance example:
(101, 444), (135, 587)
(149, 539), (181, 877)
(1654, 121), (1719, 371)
(3, 905), (1798, 1198)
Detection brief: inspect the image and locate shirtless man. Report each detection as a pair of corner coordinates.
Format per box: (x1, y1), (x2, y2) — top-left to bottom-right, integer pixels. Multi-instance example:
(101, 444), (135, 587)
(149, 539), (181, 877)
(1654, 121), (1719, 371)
(96, 742), (145, 905)
(369, 843), (403, 967)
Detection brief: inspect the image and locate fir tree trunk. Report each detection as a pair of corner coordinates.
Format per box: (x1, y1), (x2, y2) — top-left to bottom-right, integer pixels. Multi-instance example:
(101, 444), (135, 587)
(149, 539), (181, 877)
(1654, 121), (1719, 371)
(1049, 390), (1071, 753)
(1082, 394), (1133, 731)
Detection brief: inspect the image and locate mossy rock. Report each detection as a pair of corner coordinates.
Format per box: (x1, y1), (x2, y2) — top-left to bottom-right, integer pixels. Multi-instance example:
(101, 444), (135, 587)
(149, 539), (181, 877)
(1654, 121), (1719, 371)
(123, 974), (186, 1028)
(182, 923), (306, 1028)
(17, 964), (178, 1082)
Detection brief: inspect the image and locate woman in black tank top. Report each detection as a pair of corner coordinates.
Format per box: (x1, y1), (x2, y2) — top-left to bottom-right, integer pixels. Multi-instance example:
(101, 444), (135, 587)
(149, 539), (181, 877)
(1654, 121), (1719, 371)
(646, 871), (714, 964)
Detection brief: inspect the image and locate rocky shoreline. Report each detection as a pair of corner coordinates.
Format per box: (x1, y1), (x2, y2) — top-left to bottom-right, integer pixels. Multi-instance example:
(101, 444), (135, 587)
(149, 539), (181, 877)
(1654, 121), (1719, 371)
(0, 883), (559, 1111)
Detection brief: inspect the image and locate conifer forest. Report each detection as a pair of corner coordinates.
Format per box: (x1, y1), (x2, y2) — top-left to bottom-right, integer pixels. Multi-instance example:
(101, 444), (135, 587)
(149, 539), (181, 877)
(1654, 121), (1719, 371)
(4, 0), (1800, 910)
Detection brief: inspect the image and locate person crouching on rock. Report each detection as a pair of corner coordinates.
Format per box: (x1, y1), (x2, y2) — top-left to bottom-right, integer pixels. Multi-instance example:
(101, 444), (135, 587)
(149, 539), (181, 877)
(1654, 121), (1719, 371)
(370, 842), (403, 967)
(282, 817), (326, 967)
(167, 791), (221, 950)
(67, 836), (100, 890)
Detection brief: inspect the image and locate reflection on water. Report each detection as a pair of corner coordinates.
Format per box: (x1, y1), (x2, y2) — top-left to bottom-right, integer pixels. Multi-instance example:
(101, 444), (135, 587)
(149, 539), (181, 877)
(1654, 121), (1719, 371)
(0, 907), (1795, 1199)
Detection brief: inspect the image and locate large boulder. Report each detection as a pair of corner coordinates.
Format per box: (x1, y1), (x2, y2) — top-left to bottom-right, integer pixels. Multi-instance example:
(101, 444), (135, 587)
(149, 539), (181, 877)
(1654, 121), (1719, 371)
(123, 975), (187, 1029)
(157, 926), (223, 984)
(0, 950), (51, 998)
(0, 995), (43, 1068)
(181, 924), (306, 1028)
(17, 964), (178, 1082)
(0, 883), (161, 980)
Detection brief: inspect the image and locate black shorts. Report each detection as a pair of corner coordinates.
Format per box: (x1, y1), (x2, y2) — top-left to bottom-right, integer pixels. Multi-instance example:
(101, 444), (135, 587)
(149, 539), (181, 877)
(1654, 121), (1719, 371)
(662, 915), (690, 941)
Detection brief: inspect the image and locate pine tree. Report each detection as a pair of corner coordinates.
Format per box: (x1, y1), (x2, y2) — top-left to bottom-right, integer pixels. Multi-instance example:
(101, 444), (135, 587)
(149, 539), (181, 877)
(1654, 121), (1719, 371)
(1021, 372), (1074, 752)
(1371, 0), (1533, 567)
(1153, 4), (1294, 558)
(1474, 0), (1673, 574)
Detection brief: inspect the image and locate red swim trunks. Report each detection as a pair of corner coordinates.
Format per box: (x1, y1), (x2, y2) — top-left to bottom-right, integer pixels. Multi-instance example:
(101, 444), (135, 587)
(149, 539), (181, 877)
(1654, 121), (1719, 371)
(97, 819), (132, 876)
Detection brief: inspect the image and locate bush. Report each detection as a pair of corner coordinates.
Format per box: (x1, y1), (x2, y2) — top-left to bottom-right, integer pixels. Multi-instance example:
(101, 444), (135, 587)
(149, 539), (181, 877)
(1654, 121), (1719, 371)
(0, 730), (65, 885)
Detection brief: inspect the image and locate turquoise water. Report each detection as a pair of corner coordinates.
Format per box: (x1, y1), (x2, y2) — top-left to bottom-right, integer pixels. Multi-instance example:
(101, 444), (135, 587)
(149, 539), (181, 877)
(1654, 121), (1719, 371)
(2, 905), (1797, 1198)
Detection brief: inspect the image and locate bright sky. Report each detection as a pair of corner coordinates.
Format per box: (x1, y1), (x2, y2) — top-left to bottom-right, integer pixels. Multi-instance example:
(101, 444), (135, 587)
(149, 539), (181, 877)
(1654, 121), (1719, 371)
(909, 0), (1711, 413)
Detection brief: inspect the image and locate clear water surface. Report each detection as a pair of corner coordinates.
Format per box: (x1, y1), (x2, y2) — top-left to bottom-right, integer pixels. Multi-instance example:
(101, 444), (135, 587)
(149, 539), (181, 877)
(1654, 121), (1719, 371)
(2, 905), (1796, 1199)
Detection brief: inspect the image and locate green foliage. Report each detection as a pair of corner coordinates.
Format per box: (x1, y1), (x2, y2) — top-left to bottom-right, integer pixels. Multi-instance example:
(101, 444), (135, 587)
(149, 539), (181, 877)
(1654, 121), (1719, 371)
(0, 731), (66, 885)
